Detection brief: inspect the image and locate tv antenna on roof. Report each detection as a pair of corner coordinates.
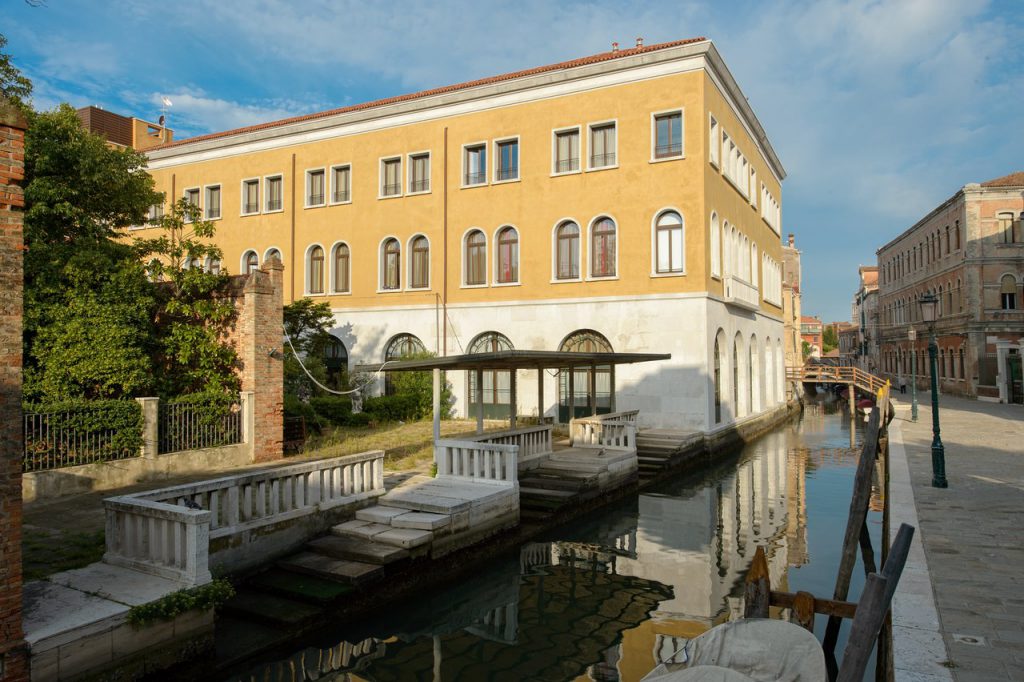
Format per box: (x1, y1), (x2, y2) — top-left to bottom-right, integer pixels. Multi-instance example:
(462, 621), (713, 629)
(158, 96), (173, 142)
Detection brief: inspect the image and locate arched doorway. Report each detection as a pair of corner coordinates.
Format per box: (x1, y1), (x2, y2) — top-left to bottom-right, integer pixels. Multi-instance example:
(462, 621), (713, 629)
(324, 335), (348, 389)
(558, 330), (614, 422)
(383, 333), (426, 395)
(467, 332), (514, 419)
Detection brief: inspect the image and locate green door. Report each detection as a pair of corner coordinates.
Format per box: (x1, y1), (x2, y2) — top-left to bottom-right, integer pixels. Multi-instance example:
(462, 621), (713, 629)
(1009, 355), (1023, 405)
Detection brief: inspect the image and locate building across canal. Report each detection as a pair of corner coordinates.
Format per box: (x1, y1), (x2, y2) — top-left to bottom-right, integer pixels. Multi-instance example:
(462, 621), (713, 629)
(213, 397), (878, 681)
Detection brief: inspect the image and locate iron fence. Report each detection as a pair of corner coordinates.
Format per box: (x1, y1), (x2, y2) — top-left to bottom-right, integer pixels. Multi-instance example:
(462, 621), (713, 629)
(23, 405), (141, 472)
(158, 400), (242, 454)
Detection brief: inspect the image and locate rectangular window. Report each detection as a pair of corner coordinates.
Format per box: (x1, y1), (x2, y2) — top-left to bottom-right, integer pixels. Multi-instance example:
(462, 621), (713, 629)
(381, 157), (402, 197)
(331, 165), (351, 203)
(242, 179), (259, 215)
(554, 129), (580, 173)
(409, 153), (430, 193)
(709, 114), (720, 167)
(589, 122), (616, 169)
(306, 169), (325, 207)
(495, 139), (519, 181)
(654, 111), (683, 159)
(147, 203), (164, 222)
(183, 188), (200, 222)
(464, 144), (486, 186)
(265, 176), (283, 212)
(204, 185), (221, 219)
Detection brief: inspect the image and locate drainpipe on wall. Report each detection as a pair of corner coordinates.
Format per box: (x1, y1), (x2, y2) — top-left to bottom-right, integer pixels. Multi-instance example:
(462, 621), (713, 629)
(442, 127), (448, 356)
(290, 153), (296, 302)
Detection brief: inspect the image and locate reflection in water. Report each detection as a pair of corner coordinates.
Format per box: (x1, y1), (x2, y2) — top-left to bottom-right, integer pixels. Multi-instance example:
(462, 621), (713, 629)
(220, 402), (871, 682)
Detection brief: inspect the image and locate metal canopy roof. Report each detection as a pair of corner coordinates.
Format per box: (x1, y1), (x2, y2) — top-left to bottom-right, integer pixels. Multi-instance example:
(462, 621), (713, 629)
(355, 350), (671, 373)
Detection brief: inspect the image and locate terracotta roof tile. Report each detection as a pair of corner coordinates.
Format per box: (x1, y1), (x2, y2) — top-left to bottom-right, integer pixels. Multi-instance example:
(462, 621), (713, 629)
(154, 37), (707, 151)
(980, 171), (1024, 187)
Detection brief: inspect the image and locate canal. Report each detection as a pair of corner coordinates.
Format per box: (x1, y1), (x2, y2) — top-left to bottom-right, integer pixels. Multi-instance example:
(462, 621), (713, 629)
(219, 398), (881, 681)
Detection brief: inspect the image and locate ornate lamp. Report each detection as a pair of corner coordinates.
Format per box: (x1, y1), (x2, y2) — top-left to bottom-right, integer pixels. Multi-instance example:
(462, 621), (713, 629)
(918, 293), (947, 488)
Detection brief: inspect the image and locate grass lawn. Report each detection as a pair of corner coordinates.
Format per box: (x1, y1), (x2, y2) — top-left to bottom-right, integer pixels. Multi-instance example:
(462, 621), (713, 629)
(22, 529), (106, 582)
(291, 418), (513, 471)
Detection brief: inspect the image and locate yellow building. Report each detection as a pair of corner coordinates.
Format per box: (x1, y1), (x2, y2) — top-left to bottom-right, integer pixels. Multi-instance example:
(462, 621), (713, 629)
(143, 37), (786, 430)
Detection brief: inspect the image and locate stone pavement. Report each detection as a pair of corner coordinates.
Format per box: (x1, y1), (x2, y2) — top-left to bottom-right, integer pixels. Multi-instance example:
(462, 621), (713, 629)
(888, 393), (1024, 682)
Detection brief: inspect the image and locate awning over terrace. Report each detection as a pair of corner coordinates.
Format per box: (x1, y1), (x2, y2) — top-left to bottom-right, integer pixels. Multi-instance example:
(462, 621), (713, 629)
(355, 350), (670, 437)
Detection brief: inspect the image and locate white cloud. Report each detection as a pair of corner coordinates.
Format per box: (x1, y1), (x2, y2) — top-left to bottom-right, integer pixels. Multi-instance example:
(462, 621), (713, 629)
(147, 91), (321, 138)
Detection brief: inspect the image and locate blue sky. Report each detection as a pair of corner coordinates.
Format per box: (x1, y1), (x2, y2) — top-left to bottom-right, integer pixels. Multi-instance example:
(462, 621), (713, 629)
(6, 0), (1023, 322)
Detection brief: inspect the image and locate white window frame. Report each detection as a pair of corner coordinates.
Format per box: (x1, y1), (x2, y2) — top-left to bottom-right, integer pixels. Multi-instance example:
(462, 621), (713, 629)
(551, 125), (582, 177)
(263, 246), (283, 264)
(650, 208), (686, 278)
(240, 249), (260, 275)
(710, 211), (721, 279)
(461, 141), (488, 189)
(492, 224), (521, 286)
(377, 235), (403, 293)
(461, 227), (489, 289)
(329, 163), (352, 205)
(492, 136), (521, 184)
(304, 167), (326, 208)
(550, 217), (583, 283)
(586, 119), (618, 172)
(708, 114), (720, 168)
(240, 178), (260, 216)
(650, 107), (685, 163)
(202, 184), (221, 221)
(749, 168), (757, 209)
(586, 214), (620, 281)
(264, 174), (285, 214)
(328, 240), (352, 295)
(406, 151), (431, 196)
(379, 156), (403, 199)
(406, 233), (431, 290)
(304, 243), (327, 296)
(182, 187), (201, 223)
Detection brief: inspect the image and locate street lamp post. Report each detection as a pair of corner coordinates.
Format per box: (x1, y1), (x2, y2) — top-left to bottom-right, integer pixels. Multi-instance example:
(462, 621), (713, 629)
(919, 293), (947, 488)
(908, 328), (918, 422)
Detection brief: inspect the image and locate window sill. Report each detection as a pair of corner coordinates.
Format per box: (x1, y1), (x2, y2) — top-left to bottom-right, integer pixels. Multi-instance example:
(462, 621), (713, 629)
(406, 189), (431, 197)
(377, 194), (403, 200)
(328, 199), (353, 206)
(304, 292), (327, 297)
(710, 159), (720, 170)
(711, 273), (721, 281)
(550, 169), (582, 178)
(460, 182), (488, 190)
(586, 274), (619, 282)
(650, 270), (686, 278)
(585, 163), (619, 173)
(492, 177), (520, 185)
(492, 280), (521, 287)
(406, 285), (431, 292)
(550, 277), (582, 284)
(331, 290), (352, 296)
(304, 202), (326, 210)
(240, 211), (260, 217)
(264, 208), (285, 215)
(205, 215), (222, 222)
(649, 154), (684, 164)
(376, 288), (404, 294)
(461, 283), (488, 289)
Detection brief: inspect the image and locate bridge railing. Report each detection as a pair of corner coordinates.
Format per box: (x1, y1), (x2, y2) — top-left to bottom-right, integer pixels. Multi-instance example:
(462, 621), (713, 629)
(789, 365), (887, 396)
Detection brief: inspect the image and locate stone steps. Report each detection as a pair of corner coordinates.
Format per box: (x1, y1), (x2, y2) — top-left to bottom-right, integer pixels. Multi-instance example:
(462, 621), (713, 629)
(221, 588), (324, 627)
(331, 519), (435, 549)
(307, 534), (410, 565)
(277, 551), (384, 585)
(517, 475), (585, 492)
(246, 568), (354, 604)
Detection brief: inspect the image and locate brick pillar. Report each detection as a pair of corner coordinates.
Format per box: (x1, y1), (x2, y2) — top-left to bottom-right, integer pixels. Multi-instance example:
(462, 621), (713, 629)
(239, 256), (284, 462)
(0, 102), (29, 681)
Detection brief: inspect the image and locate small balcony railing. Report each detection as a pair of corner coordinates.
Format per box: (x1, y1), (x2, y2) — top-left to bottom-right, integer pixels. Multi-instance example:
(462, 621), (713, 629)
(590, 152), (616, 168)
(307, 193), (324, 206)
(464, 171), (486, 186)
(266, 199), (282, 211)
(409, 179), (430, 193)
(243, 202), (259, 214)
(654, 142), (682, 158)
(555, 157), (579, 173)
(332, 190), (350, 203)
(496, 166), (519, 181)
(381, 183), (401, 197)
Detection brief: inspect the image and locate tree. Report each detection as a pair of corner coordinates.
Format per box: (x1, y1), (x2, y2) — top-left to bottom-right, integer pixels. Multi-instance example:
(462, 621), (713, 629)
(283, 298), (335, 399)
(23, 105), (162, 401)
(135, 199), (239, 397)
(0, 33), (32, 112)
(822, 324), (839, 354)
(802, 340), (812, 360)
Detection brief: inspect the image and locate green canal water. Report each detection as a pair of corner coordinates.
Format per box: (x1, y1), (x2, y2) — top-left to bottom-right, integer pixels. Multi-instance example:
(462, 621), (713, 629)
(218, 398), (881, 681)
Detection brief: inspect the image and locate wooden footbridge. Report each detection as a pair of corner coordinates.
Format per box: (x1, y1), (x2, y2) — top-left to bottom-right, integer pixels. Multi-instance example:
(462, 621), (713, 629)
(787, 365), (888, 396)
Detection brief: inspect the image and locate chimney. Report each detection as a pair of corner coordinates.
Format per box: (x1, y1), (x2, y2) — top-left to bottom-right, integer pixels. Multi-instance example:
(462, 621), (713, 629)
(611, 42), (619, 53)
(636, 37), (644, 48)
(788, 233), (795, 247)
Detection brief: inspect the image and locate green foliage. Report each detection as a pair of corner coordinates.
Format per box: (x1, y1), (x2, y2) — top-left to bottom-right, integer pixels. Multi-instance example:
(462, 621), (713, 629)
(308, 395), (353, 424)
(283, 298), (336, 399)
(21, 399), (143, 468)
(822, 325), (839, 354)
(135, 199), (239, 397)
(363, 393), (421, 422)
(386, 351), (455, 421)
(127, 579), (235, 626)
(0, 34), (32, 112)
(802, 340), (812, 359)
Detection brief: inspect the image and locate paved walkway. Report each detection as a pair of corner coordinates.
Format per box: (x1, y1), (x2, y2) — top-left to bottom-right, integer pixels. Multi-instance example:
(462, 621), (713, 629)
(888, 392), (1024, 682)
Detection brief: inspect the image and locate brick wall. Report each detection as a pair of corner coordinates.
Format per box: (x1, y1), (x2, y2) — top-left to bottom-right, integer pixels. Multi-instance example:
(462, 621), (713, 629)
(224, 258), (284, 462)
(0, 102), (29, 682)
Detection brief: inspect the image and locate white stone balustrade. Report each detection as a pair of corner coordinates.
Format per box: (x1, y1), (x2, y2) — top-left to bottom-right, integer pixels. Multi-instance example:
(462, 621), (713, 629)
(434, 440), (518, 487)
(724, 275), (760, 311)
(570, 413), (638, 450)
(466, 425), (553, 460)
(102, 450), (385, 585)
(103, 497), (212, 587)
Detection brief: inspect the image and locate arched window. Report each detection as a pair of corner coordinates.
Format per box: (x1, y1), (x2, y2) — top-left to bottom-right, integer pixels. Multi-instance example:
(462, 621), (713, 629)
(741, 236), (750, 281)
(655, 210), (684, 274)
(243, 250), (259, 275)
(958, 347), (965, 379)
(748, 335), (758, 414)
(750, 243), (758, 289)
(709, 212), (720, 277)
(722, 221), (732, 277)
(558, 329), (613, 422)
(381, 238), (401, 290)
(713, 332), (722, 424)
(467, 332), (514, 418)
(590, 216), (616, 277)
(308, 245), (325, 294)
(324, 336), (348, 388)
(496, 227), (519, 284)
(333, 243), (350, 293)
(732, 337), (740, 416)
(265, 248), (281, 263)
(465, 229), (486, 285)
(1001, 274), (1017, 310)
(205, 257), (221, 276)
(555, 221), (580, 280)
(383, 333), (426, 395)
(410, 235), (429, 289)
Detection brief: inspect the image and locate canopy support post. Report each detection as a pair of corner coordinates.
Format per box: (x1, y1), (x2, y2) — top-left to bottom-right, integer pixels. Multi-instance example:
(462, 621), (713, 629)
(590, 363), (598, 416)
(568, 365), (575, 423)
(475, 368), (484, 434)
(537, 367), (544, 424)
(432, 368), (441, 443)
(509, 369), (518, 430)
